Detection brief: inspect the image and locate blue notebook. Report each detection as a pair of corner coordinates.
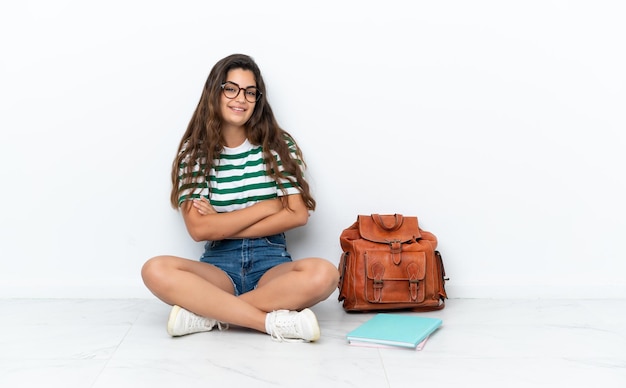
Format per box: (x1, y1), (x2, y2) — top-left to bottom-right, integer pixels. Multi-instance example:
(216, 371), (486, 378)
(346, 313), (442, 349)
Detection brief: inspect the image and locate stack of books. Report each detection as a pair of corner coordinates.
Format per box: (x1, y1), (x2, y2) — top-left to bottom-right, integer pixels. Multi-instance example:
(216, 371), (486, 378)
(346, 313), (442, 350)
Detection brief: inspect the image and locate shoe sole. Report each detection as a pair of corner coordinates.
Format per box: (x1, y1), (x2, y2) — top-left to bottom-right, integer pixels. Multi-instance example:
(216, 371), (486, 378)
(300, 308), (321, 342)
(166, 305), (182, 336)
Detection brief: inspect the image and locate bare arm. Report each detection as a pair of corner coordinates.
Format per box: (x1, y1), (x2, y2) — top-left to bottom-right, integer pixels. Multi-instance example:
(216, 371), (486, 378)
(191, 194), (310, 239)
(232, 194), (309, 238)
(181, 198), (283, 241)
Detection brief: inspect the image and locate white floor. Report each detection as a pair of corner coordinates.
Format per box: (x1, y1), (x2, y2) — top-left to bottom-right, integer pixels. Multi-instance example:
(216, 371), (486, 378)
(1, 296), (624, 388)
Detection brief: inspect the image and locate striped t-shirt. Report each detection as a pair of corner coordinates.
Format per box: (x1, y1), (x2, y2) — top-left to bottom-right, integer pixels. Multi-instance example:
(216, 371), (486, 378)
(177, 138), (302, 212)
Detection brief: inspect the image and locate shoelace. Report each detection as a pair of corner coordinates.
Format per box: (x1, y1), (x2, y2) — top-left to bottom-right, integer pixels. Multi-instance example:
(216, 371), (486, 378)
(185, 312), (228, 332)
(269, 312), (303, 343)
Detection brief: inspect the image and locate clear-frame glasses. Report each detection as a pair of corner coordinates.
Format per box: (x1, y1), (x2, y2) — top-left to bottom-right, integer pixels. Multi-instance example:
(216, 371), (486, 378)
(220, 81), (262, 103)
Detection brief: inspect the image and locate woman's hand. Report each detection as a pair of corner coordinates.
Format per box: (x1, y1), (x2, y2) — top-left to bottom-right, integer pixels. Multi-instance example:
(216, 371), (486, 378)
(192, 197), (217, 215)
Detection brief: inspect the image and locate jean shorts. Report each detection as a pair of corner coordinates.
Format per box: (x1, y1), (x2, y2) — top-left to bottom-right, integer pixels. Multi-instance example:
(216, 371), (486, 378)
(199, 233), (293, 295)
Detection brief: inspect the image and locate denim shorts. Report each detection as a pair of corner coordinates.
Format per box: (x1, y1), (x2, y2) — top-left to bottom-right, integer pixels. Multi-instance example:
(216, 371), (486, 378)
(199, 233), (292, 296)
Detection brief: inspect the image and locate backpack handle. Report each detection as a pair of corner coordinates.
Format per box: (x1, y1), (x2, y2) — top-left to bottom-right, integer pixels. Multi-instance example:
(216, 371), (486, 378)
(372, 213), (404, 231)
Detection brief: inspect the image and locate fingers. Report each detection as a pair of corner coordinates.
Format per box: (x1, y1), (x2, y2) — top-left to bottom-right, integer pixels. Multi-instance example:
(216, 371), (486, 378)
(193, 197), (216, 215)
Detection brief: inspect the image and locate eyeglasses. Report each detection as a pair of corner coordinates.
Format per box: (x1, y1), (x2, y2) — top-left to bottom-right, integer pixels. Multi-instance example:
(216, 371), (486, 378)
(220, 81), (262, 103)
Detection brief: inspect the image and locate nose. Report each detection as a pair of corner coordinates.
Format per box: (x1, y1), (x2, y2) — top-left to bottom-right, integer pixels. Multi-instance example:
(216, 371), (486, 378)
(234, 89), (247, 102)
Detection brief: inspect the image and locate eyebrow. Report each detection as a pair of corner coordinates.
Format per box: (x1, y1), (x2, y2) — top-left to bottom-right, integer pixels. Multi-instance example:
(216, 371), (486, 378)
(225, 80), (258, 88)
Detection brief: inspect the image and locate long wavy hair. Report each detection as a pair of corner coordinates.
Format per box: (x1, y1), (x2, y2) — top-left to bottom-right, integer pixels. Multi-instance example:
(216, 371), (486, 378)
(170, 53), (316, 211)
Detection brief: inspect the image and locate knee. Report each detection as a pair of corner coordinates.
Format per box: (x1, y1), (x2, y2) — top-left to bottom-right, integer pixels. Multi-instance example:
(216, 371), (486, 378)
(308, 258), (340, 293)
(141, 256), (171, 290)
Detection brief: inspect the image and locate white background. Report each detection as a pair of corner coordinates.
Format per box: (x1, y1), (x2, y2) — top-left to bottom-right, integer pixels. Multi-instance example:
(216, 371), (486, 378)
(1, 1), (624, 299)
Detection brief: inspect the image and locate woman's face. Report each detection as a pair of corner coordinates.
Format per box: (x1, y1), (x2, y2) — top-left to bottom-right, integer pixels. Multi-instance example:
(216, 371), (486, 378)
(219, 68), (258, 130)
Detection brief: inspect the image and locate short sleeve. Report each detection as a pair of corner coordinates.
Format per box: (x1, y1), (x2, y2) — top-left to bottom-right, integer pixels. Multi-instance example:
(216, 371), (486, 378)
(176, 154), (209, 206)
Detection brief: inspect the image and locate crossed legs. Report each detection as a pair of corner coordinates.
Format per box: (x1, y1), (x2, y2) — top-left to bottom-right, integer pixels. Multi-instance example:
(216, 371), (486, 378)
(141, 255), (339, 333)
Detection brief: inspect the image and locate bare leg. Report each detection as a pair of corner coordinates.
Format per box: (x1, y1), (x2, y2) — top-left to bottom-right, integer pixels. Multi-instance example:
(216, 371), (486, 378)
(141, 255), (267, 332)
(239, 257), (339, 312)
(141, 255), (339, 334)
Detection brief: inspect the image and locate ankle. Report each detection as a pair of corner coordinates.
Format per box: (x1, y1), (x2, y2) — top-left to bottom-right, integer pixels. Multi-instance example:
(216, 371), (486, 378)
(265, 309), (286, 335)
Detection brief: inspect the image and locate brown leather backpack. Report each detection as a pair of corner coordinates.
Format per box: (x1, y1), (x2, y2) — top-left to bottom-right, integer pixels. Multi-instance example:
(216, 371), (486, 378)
(337, 214), (448, 312)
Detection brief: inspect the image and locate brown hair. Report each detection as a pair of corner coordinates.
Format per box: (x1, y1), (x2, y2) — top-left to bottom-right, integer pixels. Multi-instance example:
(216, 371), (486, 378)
(169, 53), (315, 211)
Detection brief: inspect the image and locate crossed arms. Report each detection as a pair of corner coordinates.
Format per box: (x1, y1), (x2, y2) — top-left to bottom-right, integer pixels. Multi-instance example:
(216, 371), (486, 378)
(180, 194), (310, 242)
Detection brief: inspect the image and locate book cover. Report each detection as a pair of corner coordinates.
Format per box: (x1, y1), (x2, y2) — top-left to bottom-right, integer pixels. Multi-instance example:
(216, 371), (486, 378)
(346, 313), (442, 349)
(348, 335), (430, 351)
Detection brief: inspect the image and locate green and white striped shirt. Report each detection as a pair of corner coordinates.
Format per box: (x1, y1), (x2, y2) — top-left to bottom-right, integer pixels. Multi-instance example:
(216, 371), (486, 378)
(177, 138), (302, 212)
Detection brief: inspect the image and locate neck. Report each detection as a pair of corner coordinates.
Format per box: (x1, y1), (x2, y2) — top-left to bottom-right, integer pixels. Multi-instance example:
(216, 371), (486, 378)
(222, 126), (247, 148)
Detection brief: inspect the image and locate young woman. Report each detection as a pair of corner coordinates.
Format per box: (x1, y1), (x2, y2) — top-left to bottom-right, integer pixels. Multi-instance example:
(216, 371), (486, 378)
(141, 54), (339, 342)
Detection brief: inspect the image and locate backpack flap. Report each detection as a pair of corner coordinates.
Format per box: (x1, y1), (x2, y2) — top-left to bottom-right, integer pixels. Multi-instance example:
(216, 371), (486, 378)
(357, 214), (422, 243)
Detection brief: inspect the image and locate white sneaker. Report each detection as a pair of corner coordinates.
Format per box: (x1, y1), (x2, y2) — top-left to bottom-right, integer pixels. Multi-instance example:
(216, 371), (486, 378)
(166, 305), (228, 337)
(265, 308), (320, 342)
